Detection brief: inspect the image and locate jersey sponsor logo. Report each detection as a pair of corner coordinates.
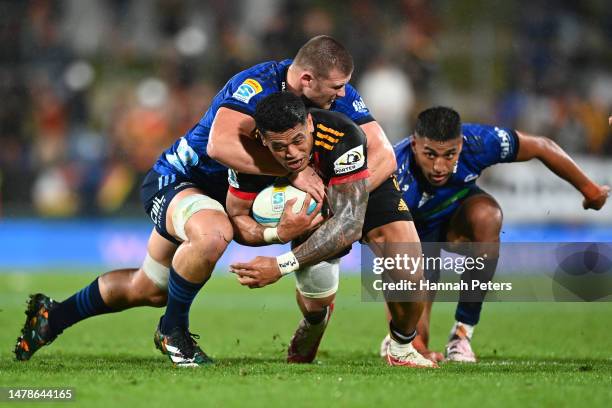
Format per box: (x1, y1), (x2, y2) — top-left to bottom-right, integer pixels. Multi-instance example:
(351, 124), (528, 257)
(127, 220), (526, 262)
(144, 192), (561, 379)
(333, 145), (365, 174)
(352, 97), (368, 113)
(398, 199), (409, 212)
(150, 195), (166, 226)
(494, 127), (511, 159)
(232, 78), (263, 103)
(228, 169), (239, 188)
(464, 173), (479, 182)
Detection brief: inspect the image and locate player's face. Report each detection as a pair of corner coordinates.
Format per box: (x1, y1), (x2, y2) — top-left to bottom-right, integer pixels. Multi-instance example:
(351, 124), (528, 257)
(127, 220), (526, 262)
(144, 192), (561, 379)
(302, 68), (351, 109)
(411, 136), (463, 186)
(262, 115), (314, 173)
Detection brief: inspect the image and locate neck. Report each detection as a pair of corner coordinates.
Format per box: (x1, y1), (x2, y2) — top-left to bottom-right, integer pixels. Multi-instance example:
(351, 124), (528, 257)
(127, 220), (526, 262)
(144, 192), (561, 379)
(286, 64), (303, 95)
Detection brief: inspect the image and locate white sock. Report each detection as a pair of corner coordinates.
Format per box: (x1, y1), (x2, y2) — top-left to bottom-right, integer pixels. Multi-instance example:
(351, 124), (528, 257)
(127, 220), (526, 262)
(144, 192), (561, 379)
(450, 321), (475, 341)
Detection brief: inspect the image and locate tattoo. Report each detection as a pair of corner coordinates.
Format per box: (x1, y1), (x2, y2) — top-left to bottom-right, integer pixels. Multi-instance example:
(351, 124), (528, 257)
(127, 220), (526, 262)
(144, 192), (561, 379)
(293, 179), (368, 266)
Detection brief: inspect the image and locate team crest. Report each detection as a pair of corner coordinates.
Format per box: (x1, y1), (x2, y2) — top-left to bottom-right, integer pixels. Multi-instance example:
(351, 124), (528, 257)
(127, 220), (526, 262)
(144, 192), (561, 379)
(233, 78), (263, 103)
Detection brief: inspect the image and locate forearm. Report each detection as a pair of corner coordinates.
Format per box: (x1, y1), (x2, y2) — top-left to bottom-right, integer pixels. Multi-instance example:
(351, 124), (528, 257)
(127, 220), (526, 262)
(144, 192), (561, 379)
(361, 121), (397, 192)
(210, 135), (288, 176)
(366, 144), (396, 192)
(229, 215), (271, 247)
(528, 136), (598, 195)
(292, 180), (368, 266)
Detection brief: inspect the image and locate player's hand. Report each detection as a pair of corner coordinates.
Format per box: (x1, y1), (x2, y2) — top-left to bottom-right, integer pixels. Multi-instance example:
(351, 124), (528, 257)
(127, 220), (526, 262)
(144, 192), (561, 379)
(582, 184), (610, 210)
(288, 166), (325, 203)
(230, 256), (282, 288)
(276, 194), (324, 242)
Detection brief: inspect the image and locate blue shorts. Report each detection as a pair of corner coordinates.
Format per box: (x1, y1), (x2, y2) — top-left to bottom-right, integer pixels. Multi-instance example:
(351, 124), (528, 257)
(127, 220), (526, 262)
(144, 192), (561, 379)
(417, 186), (489, 281)
(140, 169), (229, 245)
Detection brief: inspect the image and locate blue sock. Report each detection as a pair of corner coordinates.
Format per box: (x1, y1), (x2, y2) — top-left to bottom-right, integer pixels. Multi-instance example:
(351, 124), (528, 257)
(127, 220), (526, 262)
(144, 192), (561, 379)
(48, 278), (112, 336)
(161, 267), (206, 333)
(456, 257), (498, 325)
(455, 302), (483, 326)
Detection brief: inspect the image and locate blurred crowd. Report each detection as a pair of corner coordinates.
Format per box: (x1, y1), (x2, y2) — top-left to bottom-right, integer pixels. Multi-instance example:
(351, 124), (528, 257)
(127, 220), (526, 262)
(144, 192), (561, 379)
(0, 0), (611, 217)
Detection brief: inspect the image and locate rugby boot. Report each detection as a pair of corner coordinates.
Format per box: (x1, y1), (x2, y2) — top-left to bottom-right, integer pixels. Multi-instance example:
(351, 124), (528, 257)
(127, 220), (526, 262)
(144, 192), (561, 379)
(287, 304), (333, 363)
(154, 320), (212, 367)
(15, 294), (59, 361)
(445, 325), (477, 363)
(386, 337), (438, 368)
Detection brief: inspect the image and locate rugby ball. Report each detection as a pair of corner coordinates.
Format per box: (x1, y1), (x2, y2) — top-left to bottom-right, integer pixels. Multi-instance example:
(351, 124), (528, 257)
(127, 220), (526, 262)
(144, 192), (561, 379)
(252, 183), (319, 227)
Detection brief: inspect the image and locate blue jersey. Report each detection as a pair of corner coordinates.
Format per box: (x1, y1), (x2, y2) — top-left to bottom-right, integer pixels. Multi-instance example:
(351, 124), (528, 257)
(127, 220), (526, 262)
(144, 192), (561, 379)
(394, 124), (520, 237)
(153, 59), (374, 186)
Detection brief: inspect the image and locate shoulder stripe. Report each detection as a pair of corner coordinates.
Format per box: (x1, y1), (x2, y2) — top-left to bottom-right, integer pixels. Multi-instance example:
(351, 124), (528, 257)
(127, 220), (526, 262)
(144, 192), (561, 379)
(315, 131), (339, 144)
(316, 123), (344, 137)
(314, 140), (334, 150)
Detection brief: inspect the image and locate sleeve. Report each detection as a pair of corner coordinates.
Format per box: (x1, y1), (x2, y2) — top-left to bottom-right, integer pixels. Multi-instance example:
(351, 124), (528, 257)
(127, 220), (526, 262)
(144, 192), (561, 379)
(326, 123), (370, 185)
(393, 138), (412, 187)
(463, 124), (520, 170)
(227, 169), (274, 200)
(218, 70), (277, 117)
(331, 84), (375, 126)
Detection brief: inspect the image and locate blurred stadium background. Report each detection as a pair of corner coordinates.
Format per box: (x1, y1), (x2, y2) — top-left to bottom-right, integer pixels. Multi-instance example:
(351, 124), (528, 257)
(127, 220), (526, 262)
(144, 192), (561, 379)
(1, 0), (611, 271)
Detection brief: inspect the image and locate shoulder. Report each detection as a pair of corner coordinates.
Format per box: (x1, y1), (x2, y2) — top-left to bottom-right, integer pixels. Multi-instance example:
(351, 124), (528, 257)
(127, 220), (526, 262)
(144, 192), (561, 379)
(220, 61), (284, 114)
(311, 109), (365, 144)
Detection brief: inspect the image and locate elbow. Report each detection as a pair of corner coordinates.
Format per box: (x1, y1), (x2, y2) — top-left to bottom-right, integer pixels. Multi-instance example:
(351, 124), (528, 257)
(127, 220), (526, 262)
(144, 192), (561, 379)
(345, 219), (365, 244)
(207, 141), (220, 161)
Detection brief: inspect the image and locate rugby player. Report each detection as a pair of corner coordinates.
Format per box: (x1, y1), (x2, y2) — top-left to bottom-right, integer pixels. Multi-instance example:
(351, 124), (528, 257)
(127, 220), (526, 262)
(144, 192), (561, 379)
(227, 92), (435, 368)
(383, 106), (609, 363)
(14, 35), (409, 367)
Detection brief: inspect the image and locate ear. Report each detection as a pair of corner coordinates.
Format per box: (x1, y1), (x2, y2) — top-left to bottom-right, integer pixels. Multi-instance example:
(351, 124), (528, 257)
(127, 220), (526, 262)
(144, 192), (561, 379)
(306, 113), (314, 133)
(300, 71), (315, 88)
(410, 136), (417, 153)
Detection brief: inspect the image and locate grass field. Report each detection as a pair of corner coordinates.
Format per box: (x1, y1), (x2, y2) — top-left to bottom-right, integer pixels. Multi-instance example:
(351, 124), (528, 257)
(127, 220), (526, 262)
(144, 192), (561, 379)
(1, 272), (611, 407)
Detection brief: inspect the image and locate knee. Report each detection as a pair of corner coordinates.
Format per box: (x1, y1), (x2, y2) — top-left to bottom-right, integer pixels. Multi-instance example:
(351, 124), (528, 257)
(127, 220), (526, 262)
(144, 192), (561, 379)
(466, 199), (502, 242)
(187, 211), (233, 261)
(301, 293), (335, 313)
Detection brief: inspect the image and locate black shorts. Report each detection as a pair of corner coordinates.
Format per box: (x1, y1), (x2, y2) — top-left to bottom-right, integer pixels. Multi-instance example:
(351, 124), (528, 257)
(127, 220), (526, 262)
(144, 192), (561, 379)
(362, 175), (413, 235)
(140, 169), (229, 245)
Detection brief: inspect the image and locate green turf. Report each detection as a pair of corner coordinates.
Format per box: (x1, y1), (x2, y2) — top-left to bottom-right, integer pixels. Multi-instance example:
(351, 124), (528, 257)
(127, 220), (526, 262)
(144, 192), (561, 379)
(0, 273), (611, 407)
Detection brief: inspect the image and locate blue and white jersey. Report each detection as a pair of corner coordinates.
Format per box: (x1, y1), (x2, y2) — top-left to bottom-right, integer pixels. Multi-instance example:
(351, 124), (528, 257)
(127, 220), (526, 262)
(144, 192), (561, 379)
(394, 124), (520, 237)
(153, 59), (374, 185)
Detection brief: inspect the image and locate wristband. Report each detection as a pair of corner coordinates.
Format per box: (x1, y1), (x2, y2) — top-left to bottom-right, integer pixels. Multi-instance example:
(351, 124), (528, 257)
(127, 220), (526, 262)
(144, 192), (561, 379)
(263, 227), (284, 244)
(276, 251), (300, 275)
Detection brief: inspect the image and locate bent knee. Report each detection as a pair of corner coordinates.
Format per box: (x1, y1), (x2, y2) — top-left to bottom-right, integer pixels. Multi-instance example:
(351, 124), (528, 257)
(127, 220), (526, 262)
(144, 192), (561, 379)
(465, 198), (503, 241)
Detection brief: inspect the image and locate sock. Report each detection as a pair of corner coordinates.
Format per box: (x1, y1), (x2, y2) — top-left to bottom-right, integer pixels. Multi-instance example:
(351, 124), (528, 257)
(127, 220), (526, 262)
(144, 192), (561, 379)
(456, 257), (498, 325)
(449, 321), (475, 341)
(389, 321), (417, 345)
(304, 306), (328, 325)
(449, 321), (475, 340)
(161, 267), (205, 333)
(48, 278), (113, 336)
(455, 301), (483, 326)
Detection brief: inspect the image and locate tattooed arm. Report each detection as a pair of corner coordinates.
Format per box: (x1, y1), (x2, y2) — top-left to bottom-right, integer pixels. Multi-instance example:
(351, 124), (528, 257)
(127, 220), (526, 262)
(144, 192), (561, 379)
(230, 179), (369, 288)
(292, 179), (368, 266)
